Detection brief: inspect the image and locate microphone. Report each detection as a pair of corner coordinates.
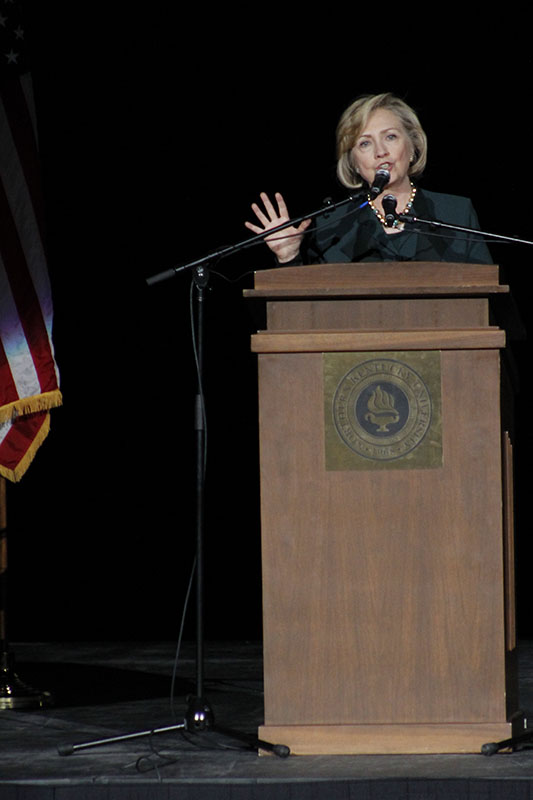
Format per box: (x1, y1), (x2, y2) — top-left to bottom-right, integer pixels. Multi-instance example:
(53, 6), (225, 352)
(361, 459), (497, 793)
(382, 194), (398, 227)
(368, 168), (390, 200)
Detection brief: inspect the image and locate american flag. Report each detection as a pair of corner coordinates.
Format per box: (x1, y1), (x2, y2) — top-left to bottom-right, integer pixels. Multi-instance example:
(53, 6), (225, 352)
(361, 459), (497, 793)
(0, 0), (62, 481)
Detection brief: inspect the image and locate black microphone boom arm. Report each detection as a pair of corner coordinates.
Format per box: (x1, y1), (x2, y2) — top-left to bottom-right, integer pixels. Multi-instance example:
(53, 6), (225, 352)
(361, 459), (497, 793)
(399, 212), (533, 248)
(146, 192), (367, 286)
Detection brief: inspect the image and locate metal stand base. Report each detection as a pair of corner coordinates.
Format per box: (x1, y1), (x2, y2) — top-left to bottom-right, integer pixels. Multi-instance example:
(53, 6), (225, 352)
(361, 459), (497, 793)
(58, 694), (289, 758)
(0, 651), (53, 710)
(482, 729), (533, 755)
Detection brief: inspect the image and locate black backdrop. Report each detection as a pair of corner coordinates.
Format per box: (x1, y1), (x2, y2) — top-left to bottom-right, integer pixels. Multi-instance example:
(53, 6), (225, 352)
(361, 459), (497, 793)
(6, 8), (533, 643)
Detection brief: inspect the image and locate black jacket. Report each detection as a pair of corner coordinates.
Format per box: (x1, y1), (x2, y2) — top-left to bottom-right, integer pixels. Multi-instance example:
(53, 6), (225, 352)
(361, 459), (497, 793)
(299, 188), (493, 265)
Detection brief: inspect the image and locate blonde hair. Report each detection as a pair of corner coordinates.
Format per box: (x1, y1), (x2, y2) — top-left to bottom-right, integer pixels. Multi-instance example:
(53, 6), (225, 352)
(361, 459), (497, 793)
(336, 93), (428, 190)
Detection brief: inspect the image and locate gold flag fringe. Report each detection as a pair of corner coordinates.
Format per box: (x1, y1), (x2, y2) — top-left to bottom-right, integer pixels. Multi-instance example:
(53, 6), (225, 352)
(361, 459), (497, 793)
(0, 412), (52, 482)
(0, 390), (63, 424)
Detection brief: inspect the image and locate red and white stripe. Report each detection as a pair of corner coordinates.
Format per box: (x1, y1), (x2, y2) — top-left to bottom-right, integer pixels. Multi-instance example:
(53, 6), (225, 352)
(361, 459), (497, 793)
(0, 72), (61, 481)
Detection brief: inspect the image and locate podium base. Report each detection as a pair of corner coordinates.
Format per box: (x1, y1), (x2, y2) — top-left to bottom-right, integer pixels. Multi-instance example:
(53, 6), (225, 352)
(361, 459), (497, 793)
(258, 719), (524, 755)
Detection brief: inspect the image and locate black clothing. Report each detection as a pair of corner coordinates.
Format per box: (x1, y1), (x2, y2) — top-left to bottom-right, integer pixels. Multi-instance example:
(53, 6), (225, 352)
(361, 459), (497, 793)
(298, 188), (492, 265)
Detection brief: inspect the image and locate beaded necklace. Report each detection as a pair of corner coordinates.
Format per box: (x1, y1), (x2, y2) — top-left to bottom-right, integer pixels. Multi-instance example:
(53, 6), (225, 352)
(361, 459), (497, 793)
(368, 183), (417, 228)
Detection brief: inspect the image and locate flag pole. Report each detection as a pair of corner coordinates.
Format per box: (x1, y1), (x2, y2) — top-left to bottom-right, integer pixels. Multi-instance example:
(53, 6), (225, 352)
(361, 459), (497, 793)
(1, 478), (7, 648)
(0, 477), (52, 709)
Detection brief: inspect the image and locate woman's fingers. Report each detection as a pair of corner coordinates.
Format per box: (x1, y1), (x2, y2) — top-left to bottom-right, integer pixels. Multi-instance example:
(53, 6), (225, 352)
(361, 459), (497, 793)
(245, 192), (308, 263)
(247, 192), (288, 231)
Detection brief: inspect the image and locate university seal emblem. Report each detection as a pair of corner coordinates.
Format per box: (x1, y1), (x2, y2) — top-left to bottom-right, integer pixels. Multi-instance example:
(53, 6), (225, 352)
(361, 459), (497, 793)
(332, 358), (432, 462)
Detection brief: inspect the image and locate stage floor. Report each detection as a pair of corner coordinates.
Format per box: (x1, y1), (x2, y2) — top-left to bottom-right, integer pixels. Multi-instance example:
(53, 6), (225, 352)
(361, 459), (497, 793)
(2, 640), (533, 797)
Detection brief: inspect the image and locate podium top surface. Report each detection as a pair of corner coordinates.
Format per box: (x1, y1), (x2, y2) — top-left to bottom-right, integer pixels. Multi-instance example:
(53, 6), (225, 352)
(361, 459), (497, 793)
(243, 262), (508, 299)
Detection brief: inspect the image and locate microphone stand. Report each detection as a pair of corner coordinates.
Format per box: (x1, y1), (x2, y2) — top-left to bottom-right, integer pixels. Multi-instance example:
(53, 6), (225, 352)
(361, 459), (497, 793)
(58, 192), (368, 762)
(148, 192), (368, 751)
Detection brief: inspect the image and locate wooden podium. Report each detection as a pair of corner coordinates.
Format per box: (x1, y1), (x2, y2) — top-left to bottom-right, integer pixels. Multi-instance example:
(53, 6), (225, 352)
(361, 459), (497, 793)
(244, 262), (521, 755)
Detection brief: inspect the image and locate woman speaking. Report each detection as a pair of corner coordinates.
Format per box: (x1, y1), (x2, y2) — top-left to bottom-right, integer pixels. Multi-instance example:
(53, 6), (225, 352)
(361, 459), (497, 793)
(245, 93), (492, 266)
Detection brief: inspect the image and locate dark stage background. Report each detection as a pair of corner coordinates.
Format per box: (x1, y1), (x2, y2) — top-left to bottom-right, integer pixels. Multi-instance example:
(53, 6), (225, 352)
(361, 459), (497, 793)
(5, 8), (532, 643)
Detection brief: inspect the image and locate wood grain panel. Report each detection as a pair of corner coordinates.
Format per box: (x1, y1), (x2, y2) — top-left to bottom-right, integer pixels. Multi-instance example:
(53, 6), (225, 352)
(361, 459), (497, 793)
(258, 721), (518, 755)
(251, 262), (505, 292)
(259, 350), (507, 726)
(266, 298), (489, 331)
(252, 329), (505, 353)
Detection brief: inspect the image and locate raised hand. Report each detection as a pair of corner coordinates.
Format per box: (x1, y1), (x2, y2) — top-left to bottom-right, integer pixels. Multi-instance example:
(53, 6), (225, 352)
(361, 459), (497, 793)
(245, 192), (311, 263)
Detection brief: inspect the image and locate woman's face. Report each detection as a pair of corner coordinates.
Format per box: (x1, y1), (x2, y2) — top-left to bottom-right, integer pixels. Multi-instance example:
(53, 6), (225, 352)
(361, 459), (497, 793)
(351, 108), (414, 194)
